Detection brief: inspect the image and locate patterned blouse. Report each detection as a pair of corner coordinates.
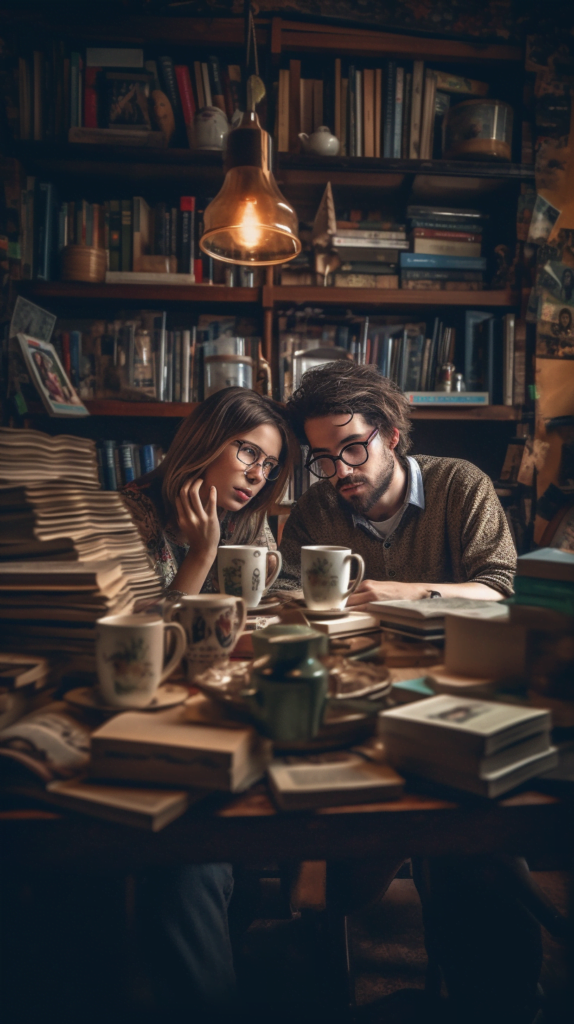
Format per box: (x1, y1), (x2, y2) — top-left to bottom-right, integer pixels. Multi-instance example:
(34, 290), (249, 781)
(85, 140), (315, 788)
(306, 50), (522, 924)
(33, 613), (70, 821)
(120, 477), (277, 594)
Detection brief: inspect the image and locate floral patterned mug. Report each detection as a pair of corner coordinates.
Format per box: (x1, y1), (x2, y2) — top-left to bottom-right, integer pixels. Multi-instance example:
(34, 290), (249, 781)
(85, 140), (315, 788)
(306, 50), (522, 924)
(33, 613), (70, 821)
(164, 595), (247, 682)
(301, 545), (365, 612)
(96, 613), (187, 708)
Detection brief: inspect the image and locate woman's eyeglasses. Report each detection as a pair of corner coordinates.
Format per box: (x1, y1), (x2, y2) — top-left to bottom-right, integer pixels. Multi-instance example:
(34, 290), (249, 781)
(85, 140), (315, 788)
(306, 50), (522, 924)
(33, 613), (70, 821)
(305, 427), (379, 480)
(234, 441), (281, 482)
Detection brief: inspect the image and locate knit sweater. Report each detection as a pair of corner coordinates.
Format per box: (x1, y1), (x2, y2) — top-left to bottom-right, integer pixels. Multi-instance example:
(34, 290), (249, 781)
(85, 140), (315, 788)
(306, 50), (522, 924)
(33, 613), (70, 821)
(279, 455), (516, 596)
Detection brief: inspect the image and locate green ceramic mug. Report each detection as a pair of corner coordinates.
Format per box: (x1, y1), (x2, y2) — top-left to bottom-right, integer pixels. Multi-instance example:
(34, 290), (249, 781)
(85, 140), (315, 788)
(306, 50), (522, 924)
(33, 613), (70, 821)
(242, 632), (328, 743)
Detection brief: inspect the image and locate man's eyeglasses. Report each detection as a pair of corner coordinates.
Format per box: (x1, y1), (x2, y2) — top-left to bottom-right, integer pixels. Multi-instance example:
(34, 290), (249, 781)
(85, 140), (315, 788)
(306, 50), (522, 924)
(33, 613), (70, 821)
(306, 427), (379, 480)
(234, 440), (281, 482)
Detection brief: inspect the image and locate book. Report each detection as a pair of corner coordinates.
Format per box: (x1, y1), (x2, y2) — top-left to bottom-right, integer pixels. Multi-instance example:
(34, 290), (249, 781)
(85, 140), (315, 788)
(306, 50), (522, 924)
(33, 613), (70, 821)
(334, 228), (406, 240)
(355, 69), (363, 157)
(383, 727), (552, 777)
(303, 610), (380, 637)
(0, 560), (123, 591)
(400, 254), (487, 270)
(407, 205), (484, 220)
(393, 65), (404, 159)
(369, 597), (504, 635)
(90, 705), (273, 792)
(384, 744), (557, 798)
(334, 274), (399, 289)
(179, 196), (196, 277)
(380, 695), (551, 757)
(434, 71), (489, 97)
(207, 55), (226, 114)
(312, 79), (323, 131)
(105, 272), (195, 284)
(516, 548), (574, 583)
(0, 654), (49, 690)
(44, 778), (196, 831)
(120, 199), (132, 272)
(402, 71), (412, 158)
(503, 313), (515, 407)
(420, 70), (437, 160)
(201, 62), (212, 108)
(402, 269), (483, 281)
(333, 236), (409, 250)
(277, 69), (290, 152)
(16, 334), (89, 417)
(413, 239), (482, 257)
(132, 196), (151, 269)
(175, 65), (196, 146)
(383, 61), (395, 158)
(108, 199), (121, 271)
(362, 68), (375, 158)
(334, 58), (341, 143)
(194, 61), (205, 109)
(289, 59), (301, 152)
(404, 392), (489, 406)
(267, 753), (404, 810)
(85, 48), (144, 68)
(409, 61), (424, 158)
(374, 67), (382, 158)
(412, 229), (482, 241)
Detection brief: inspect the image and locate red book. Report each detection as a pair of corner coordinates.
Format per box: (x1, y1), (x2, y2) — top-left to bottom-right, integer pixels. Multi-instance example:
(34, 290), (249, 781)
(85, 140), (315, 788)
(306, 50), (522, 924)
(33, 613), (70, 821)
(412, 228), (482, 242)
(83, 67), (99, 128)
(194, 258), (203, 283)
(60, 332), (71, 375)
(175, 65), (196, 126)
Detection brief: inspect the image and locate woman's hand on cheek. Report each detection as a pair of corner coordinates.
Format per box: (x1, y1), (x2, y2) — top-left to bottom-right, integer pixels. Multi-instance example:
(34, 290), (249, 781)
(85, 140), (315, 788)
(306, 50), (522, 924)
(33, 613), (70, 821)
(175, 479), (221, 559)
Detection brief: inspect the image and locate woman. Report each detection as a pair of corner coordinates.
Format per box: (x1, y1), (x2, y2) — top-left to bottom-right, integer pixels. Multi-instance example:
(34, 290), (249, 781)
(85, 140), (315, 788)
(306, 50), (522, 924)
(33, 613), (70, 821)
(120, 388), (294, 1021)
(121, 386), (293, 596)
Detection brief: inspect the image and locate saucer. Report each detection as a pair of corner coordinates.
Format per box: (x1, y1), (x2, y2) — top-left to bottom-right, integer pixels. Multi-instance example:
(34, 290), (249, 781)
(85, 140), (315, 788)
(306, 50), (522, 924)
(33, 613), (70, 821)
(65, 684), (189, 715)
(246, 595), (282, 615)
(296, 606), (349, 620)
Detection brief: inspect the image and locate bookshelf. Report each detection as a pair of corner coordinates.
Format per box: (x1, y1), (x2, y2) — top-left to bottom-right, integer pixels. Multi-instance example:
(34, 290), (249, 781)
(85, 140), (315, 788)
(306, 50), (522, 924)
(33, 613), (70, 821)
(3, 9), (534, 504)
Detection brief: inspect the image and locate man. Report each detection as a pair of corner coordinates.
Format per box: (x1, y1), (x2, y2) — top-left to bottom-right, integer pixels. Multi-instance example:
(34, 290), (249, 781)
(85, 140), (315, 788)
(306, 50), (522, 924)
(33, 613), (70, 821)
(280, 360), (515, 602)
(279, 362), (542, 1024)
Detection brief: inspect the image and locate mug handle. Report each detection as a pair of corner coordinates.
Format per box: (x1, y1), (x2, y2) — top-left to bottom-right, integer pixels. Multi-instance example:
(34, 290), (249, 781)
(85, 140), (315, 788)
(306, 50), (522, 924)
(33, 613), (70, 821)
(160, 621), (187, 682)
(264, 550), (283, 593)
(161, 596), (182, 623)
(233, 597), (248, 637)
(341, 553), (365, 599)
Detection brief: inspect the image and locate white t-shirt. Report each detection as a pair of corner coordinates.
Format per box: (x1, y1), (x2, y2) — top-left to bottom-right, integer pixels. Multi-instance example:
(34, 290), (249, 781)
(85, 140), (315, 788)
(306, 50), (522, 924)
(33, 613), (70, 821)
(368, 502), (408, 539)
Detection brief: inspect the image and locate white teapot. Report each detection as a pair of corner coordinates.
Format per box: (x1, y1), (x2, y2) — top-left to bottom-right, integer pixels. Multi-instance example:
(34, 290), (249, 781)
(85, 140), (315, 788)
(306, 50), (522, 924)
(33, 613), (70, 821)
(192, 106), (230, 151)
(298, 125), (340, 156)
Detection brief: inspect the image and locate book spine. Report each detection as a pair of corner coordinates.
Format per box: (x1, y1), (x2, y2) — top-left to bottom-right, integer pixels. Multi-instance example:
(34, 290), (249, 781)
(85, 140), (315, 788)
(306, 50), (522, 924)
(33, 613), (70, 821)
(35, 181), (54, 281)
(402, 71), (412, 159)
(120, 199), (132, 272)
(101, 440), (118, 490)
(393, 66), (404, 159)
(404, 392), (489, 405)
(181, 329), (191, 403)
(409, 60), (424, 158)
(334, 58), (341, 144)
(83, 66), (99, 128)
(227, 65), (241, 113)
(33, 51), (43, 141)
(289, 59), (301, 152)
(503, 313), (515, 407)
(200, 62), (212, 108)
(402, 269), (483, 281)
(69, 330), (81, 387)
(158, 55), (180, 113)
(413, 228), (482, 241)
(207, 55), (226, 114)
(312, 79), (324, 132)
(141, 445), (155, 474)
(348, 66), (356, 157)
(383, 61), (395, 158)
(23, 176), (34, 278)
(354, 69), (362, 157)
(277, 69), (290, 152)
(400, 253), (487, 270)
(374, 67), (382, 158)
(179, 196), (195, 276)
(60, 332), (71, 374)
(193, 60), (205, 109)
(175, 65), (196, 144)
(108, 200), (121, 271)
(118, 443), (135, 484)
(362, 68), (375, 158)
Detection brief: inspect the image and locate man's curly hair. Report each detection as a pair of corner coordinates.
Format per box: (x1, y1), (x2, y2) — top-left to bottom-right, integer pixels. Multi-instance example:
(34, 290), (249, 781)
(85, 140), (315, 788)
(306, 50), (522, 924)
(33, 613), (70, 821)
(286, 360), (413, 458)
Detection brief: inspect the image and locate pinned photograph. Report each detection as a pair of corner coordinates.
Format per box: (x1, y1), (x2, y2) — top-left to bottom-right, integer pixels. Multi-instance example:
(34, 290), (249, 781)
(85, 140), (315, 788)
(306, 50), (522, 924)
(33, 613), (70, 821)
(17, 334), (89, 416)
(539, 262), (574, 304)
(527, 194), (561, 245)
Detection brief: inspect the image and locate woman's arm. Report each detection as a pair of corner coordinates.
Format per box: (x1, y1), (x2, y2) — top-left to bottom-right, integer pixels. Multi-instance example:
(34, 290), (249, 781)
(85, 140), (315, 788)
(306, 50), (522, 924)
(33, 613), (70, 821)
(168, 479), (221, 595)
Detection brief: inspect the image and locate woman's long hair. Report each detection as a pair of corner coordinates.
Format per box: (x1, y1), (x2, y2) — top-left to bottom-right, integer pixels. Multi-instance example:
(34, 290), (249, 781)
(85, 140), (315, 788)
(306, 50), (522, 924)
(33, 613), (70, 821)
(147, 388), (295, 544)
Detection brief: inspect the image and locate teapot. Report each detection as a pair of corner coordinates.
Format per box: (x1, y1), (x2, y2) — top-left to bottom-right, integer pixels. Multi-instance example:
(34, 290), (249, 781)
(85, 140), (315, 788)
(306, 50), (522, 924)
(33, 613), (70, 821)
(192, 106), (230, 151)
(241, 632), (328, 742)
(298, 125), (340, 156)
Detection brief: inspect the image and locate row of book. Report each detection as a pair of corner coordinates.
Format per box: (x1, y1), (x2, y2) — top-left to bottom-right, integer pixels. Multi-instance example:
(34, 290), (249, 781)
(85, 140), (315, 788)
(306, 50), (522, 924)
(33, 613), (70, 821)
(276, 58), (489, 159)
(13, 43), (242, 147)
(97, 440), (164, 491)
(19, 179), (210, 282)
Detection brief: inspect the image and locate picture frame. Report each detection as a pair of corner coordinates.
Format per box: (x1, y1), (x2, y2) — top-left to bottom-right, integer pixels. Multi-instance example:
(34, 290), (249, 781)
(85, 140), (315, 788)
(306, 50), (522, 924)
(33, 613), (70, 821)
(17, 334), (89, 417)
(105, 72), (153, 130)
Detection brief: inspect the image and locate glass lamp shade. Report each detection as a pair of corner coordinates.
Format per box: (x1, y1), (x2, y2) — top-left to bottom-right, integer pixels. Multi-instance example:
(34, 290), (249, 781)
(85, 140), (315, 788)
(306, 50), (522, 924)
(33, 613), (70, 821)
(200, 112), (301, 266)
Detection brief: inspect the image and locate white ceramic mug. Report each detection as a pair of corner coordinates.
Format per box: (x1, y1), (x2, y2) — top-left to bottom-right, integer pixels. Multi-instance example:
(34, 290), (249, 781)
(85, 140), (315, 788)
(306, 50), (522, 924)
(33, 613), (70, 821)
(164, 594), (247, 682)
(218, 545), (283, 610)
(301, 545), (365, 612)
(96, 613), (186, 709)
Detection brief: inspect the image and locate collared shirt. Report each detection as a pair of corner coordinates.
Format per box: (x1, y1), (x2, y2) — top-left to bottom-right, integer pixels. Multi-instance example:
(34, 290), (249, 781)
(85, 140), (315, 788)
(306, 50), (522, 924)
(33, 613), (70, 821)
(278, 454), (516, 596)
(364, 456), (424, 541)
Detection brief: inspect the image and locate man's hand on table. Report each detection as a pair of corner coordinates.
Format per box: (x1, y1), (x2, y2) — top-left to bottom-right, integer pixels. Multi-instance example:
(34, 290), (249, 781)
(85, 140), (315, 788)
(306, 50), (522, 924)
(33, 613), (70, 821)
(347, 580), (432, 610)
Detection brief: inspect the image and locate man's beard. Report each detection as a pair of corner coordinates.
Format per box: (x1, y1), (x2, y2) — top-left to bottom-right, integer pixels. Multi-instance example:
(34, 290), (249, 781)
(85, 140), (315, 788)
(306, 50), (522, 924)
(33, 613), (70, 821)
(336, 448), (395, 516)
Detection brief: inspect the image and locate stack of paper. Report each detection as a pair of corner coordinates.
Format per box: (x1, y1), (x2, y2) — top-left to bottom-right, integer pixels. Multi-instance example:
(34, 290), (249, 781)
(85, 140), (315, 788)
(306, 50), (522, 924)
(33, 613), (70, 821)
(0, 562), (134, 672)
(369, 598), (507, 639)
(0, 428), (99, 488)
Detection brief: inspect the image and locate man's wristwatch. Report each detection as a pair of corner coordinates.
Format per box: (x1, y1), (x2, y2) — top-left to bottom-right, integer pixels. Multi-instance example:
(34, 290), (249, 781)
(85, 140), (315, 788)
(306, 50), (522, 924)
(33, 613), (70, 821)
(428, 590), (442, 599)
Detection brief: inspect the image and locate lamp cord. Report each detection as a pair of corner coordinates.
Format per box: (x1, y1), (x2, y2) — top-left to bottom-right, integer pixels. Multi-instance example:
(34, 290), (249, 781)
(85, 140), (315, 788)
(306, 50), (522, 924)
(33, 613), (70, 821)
(245, 2), (259, 79)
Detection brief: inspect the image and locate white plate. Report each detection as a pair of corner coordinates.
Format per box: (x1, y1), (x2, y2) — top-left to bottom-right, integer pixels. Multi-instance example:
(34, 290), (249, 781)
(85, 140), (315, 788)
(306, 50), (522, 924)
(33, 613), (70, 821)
(64, 684), (189, 714)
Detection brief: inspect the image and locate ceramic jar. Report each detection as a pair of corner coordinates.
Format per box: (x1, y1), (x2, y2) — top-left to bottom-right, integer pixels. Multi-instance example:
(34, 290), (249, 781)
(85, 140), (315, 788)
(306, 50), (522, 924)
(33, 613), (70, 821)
(243, 633), (328, 742)
(192, 106), (229, 151)
(298, 125), (340, 156)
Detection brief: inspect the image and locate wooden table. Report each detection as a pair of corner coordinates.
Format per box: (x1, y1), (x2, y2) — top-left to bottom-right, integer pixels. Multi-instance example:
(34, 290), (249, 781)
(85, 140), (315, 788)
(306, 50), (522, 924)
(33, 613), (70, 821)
(1, 784), (572, 874)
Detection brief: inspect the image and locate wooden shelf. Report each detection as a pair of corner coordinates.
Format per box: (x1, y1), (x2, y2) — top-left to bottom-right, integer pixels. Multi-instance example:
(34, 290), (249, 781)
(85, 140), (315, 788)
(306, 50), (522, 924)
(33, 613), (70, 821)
(84, 400), (195, 417)
(20, 283), (261, 304)
(278, 155), (534, 182)
(265, 287), (519, 308)
(0, 13), (270, 48)
(409, 405), (521, 421)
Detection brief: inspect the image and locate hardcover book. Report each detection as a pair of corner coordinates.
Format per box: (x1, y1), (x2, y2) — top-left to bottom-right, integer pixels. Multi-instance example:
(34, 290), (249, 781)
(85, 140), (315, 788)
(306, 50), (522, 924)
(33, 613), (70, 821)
(267, 752), (404, 810)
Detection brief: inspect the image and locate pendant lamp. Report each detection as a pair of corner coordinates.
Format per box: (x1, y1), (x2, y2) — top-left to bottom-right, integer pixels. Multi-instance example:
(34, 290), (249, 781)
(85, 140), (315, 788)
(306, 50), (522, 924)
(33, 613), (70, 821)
(199, 15), (301, 268)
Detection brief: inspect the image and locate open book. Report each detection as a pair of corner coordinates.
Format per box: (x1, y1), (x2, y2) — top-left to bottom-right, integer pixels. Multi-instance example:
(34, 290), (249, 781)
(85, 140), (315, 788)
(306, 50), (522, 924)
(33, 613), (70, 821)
(0, 701), (198, 831)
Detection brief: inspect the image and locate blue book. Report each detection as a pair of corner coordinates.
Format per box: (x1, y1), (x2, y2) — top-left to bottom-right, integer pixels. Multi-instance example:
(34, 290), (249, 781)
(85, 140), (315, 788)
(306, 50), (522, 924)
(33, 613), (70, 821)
(69, 330), (81, 387)
(383, 61), (396, 158)
(118, 443), (135, 484)
(35, 182), (57, 281)
(101, 440), (117, 491)
(400, 253), (487, 271)
(141, 444), (155, 475)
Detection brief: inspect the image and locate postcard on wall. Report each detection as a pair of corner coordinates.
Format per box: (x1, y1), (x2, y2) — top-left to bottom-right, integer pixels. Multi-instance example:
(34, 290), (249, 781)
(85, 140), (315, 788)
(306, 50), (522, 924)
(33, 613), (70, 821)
(17, 334), (89, 416)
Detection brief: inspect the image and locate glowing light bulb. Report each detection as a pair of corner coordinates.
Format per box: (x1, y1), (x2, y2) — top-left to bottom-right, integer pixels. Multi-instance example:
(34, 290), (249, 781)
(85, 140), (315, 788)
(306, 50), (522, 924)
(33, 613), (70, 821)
(237, 201), (261, 250)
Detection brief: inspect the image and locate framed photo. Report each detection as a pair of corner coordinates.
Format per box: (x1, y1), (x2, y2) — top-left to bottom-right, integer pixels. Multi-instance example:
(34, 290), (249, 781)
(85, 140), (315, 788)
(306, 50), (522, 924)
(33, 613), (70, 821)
(105, 72), (153, 129)
(17, 334), (89, 417)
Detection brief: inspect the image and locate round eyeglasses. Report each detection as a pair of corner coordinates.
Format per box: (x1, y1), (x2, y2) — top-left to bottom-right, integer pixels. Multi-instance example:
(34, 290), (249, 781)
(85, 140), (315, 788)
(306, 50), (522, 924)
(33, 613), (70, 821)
(234, 440), (281, 482)
(306, 427), (379, 480)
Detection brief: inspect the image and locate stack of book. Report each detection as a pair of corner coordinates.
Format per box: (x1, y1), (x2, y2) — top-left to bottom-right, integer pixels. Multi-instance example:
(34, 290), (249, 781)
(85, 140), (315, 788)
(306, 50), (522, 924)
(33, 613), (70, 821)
(331, 219), (406, 289)
(0, 561), (134, 673)
(401, 206), (487, 291)
(380, 694), (557, 798)
(512, 549), (574, 616)
(0, 427), (99, 489)
(369, 597), (507, 641)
